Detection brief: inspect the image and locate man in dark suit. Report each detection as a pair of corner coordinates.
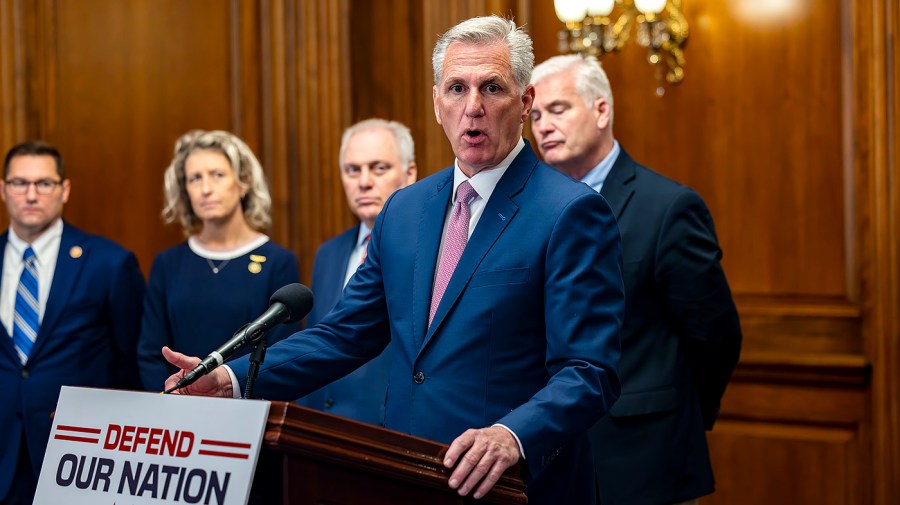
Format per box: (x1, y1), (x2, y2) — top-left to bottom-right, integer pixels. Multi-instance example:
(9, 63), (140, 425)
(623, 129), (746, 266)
(297, 118), (416, 424)
(530, 54), (742, 505)
(163, 16), (624, 505)
(0, 141), (146, 505)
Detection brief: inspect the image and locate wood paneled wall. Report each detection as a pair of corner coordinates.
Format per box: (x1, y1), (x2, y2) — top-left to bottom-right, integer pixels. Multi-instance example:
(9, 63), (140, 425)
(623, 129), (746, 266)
(0, 1), (896, 504)
(0, 0), (259, 273)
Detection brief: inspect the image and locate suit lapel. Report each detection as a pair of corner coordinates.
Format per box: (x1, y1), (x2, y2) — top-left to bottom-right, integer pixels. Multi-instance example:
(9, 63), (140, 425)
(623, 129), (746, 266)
(334, 225), (360, 293)
(0, 232), (16, 364)
(422, 146), (534, 349)
(31, 223), (87, 359)
(412, 171), (454, 350)
(599, 148), (637, 220)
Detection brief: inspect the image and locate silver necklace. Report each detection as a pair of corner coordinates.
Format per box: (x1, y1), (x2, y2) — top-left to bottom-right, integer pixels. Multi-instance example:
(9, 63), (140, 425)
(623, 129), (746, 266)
(206, 258), (231, 274)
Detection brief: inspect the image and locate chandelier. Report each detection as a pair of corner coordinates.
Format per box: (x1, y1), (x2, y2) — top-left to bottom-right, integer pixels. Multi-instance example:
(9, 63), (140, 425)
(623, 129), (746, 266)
(554, 0), (689, 85)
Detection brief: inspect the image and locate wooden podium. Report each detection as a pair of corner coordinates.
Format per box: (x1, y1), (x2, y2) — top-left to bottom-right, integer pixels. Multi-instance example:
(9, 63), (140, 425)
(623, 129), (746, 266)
(249, 401), (527, 504)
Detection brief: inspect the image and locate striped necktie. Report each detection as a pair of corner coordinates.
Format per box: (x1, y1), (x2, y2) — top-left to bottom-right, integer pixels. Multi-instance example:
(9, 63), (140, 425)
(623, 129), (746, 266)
(13, 246), (39, 364)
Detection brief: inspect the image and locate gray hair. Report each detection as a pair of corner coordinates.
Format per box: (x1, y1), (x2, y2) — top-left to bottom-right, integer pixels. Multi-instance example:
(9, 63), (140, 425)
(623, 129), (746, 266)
(339, 118), (416, 170)
(162, 130), (272, 235)
(432, 15), (534, 93)
(531, 54), (615, 125)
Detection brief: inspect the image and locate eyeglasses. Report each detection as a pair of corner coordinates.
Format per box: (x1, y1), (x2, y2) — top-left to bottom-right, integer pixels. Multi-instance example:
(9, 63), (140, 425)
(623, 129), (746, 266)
(4, 178), (63, 195)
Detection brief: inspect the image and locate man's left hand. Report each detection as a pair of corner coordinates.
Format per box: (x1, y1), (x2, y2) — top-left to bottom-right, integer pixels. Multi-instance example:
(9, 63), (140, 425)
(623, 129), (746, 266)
(443, 426), (520, 499)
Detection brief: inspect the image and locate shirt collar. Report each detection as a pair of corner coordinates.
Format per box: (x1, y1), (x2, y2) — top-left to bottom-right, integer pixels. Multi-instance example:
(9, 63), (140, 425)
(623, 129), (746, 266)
(580, 140), (621, 193)
(356, 222), (372, 247)
(7, 218), (64, 264)
(452, 137), (525, 203)
(187, 234), (270, 261)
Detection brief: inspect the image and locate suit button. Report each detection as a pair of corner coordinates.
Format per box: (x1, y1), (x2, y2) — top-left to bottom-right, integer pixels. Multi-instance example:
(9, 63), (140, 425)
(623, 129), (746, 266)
(21, 369), (29, 379)
(324, 399), (334, 408)
(413, 371), (425, 384)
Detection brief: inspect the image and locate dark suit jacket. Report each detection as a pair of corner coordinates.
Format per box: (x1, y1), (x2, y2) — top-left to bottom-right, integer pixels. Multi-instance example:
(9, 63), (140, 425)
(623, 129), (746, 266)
(0, 221), (145, 499)
(591, 148), (742, 504)
(230, 143), (624, 505)
(296, 224), (392, 425)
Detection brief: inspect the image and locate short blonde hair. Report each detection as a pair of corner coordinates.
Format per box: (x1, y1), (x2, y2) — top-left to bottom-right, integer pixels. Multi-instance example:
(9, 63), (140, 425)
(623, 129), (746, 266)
(162, 130), (272, 235)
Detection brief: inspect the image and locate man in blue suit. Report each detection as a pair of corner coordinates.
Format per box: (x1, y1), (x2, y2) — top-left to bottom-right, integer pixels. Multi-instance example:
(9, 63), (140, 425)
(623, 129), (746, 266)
(0, 141), (146, 504)
(297, 118), (417, 424)
(531, 54), (743, 505)
(163, 16), (624, 504)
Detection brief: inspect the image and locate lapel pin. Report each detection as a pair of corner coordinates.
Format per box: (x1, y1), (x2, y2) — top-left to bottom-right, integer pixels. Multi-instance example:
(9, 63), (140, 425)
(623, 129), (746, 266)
(497, 213), (507, 221)
(69, 246), (83, 259)
(248, 262), (262, 274)
(249, 254), (267, 263)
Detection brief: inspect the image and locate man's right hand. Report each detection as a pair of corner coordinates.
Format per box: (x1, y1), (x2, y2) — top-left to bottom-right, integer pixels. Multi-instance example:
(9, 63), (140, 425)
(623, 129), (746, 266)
(162, 346), (234, 398)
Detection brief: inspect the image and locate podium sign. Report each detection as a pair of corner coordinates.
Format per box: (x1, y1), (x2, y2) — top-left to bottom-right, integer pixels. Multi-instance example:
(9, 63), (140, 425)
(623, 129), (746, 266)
(34, 387), (269, 505)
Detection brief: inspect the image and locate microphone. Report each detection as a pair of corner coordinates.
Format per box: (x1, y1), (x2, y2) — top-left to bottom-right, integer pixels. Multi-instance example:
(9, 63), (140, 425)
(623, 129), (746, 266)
(165, 283), (313, 393)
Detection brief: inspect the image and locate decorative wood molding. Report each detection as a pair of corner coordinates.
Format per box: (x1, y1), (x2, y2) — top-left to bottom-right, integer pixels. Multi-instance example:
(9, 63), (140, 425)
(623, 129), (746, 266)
(706, 420), (861, 505)
(859, 0), (900, 502)
(254, 0), (354, 284)
(733, 352), (871, 388)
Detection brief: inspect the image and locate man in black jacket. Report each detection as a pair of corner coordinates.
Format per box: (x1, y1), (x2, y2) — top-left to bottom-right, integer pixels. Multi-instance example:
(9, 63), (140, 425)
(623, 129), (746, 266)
(530, 54), (742, 505)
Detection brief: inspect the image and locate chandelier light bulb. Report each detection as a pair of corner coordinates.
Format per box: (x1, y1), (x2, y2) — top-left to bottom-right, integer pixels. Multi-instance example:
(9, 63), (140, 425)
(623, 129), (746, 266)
(634, 0), (667, 15)
(586, 0), (615, 16)
(555, 0), (687, 87)
(555, 0), (588, 23)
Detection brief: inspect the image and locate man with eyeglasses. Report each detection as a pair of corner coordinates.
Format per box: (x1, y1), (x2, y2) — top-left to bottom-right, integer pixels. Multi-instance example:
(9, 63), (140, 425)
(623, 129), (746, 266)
(0, 140), (146, 505)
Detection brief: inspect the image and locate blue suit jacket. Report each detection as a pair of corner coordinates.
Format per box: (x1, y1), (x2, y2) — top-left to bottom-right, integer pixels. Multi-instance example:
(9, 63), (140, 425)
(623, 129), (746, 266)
(0, 222), (145, 499)
(231, 143), (624, 504)
(296, 224), (392, 425)
(590, 149), (742, 504)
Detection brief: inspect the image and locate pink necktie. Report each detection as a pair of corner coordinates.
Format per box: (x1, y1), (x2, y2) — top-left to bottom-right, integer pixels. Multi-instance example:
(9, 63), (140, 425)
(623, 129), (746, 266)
(429, 180), (477, 325)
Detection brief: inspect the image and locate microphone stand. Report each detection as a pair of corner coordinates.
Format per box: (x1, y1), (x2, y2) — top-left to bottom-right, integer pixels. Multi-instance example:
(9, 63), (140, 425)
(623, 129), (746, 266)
(243, 338), (268, 400)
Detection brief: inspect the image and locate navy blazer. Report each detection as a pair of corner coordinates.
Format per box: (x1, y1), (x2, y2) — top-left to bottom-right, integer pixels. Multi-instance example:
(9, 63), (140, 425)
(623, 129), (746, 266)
(0, 222), (145, 499)
(590, 148), (742, 504)
(296, 224), (392, 425)
(230, 143), (624, 505)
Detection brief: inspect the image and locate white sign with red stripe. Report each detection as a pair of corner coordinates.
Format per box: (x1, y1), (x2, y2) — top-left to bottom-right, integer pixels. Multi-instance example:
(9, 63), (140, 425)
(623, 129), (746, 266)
(34, 386), (270, 505)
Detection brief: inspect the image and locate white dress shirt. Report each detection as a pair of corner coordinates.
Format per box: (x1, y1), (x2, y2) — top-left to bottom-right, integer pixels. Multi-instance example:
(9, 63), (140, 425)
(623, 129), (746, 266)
(1, 218), (64, 336)
(344, 222), (372, 287)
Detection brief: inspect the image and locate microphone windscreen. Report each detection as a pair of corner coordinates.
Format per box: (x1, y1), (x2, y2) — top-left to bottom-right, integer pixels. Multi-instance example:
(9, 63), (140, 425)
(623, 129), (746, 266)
(269, 283), (314, 323)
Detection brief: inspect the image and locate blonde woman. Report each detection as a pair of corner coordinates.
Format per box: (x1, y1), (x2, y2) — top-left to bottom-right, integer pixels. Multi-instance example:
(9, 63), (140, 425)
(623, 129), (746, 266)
(138, 130), (300, 391)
